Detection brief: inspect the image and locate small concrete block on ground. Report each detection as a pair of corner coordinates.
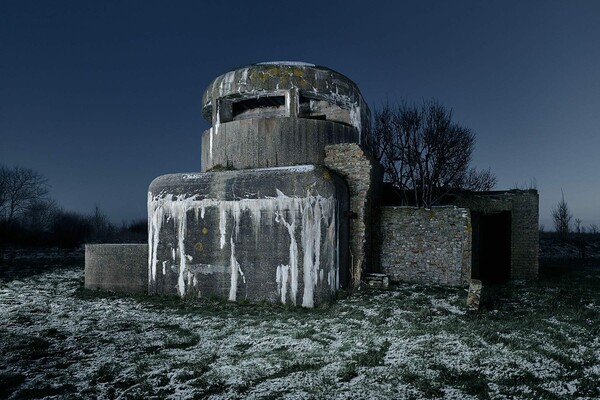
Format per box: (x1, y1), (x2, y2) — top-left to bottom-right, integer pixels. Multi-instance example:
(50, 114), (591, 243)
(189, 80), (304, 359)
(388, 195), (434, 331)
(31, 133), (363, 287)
(85, 244), (148, 294)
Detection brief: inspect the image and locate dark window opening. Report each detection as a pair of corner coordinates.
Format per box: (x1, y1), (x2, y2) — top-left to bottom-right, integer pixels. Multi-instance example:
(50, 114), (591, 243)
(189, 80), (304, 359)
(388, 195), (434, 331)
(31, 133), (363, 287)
(231, 96), (286, 120)
(471, 211), (511, 284)
(298, 92), (352, 126)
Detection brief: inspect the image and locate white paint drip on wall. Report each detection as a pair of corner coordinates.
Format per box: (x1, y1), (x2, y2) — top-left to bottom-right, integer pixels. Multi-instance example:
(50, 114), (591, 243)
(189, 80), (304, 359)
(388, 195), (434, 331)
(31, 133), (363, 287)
(350, 105), (362, 143)
(218, 71), (236, 96)
(176, 196), (188, 297)
(209, 127), (213, 161)
(219, 207), (227, 249)
(239, 68), (249, 86)
(209, 104), (221, 162)
(229, 237), (241, 301)
(301, 198), (322, 308)
(148, 189), (338, 307)
(275, 209), (299, 305)
(276, 264), (290, 303)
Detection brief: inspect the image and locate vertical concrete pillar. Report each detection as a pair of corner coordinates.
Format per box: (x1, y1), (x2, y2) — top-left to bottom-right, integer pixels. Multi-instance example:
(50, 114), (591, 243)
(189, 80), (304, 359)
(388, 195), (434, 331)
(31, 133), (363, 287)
(286, 88), (299, 118)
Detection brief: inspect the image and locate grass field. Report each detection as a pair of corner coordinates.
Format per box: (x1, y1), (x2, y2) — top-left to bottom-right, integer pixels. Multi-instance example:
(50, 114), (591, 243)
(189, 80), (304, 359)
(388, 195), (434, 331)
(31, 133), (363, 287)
(1, 254), (599, 399)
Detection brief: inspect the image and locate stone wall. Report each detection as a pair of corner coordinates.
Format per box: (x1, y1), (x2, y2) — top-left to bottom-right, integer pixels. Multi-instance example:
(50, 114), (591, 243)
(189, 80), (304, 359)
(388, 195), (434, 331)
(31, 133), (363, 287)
(378, 206), (472, 286)
(324, 143), (382, 287)
(450, 190), (539, 280)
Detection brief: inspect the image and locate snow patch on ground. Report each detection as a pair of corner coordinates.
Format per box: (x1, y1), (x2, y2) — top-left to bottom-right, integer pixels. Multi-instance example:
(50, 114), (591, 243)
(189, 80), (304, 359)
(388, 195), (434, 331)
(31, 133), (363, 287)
(1, 261), (599, 399)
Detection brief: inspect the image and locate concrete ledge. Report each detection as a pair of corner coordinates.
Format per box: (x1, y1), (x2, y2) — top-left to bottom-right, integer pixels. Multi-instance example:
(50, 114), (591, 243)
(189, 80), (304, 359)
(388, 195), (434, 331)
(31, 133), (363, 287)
(85, 244), (148, 294)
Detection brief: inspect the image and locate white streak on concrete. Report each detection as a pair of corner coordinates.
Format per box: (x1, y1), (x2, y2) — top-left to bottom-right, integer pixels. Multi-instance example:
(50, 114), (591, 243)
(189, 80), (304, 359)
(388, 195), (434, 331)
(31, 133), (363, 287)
(176, 198), (188, 297)
(276, 264), (290, 303)
(219, 207), (226, 249)
(301, 197), (325, 308)
(350, 105), (362, 143)
(209, 127), (213, 160)
(239, 68), (249, 85)
(219, 71), (236, 96)
(229, 237), (240, 301)
(148, 189), (339, 306)
(275, 208), (299, 305)
(254, 165), (315, 173)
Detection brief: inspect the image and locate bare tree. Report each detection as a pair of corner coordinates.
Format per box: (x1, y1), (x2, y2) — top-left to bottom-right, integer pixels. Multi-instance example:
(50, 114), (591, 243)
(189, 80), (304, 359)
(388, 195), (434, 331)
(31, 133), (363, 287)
(88, 205), (115, 242)
(369, 100), (496, 207)
(574, 218), (583, 234)
(0, 166), (50, 224)
(552, 190), (572, 239)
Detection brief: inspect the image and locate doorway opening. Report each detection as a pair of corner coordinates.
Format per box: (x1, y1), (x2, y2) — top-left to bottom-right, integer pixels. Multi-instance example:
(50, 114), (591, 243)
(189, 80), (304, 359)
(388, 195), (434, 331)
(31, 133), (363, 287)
(471, 211), (511, 284)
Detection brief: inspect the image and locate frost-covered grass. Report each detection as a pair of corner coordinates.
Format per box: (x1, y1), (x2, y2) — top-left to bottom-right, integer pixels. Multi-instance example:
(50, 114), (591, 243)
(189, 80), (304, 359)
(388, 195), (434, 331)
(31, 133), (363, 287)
(1, 257), (599, 399)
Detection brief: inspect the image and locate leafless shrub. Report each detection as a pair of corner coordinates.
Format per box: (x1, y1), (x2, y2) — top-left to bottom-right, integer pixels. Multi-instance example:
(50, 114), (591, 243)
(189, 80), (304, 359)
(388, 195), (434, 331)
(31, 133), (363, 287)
(552, 190), (572, 239)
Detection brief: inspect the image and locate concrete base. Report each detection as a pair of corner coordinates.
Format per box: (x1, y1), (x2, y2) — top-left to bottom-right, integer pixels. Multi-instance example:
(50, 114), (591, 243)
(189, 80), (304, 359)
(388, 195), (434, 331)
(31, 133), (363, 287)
(85, 244), (148, 293)
(148, 165), (350, 307)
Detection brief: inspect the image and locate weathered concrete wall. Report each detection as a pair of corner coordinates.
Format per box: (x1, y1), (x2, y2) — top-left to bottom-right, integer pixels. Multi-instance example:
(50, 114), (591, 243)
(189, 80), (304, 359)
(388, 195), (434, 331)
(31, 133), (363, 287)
(85, 244), (148, 293)
(378, 207), (472, 286)
(201, 62), (370, 133)
(201, 118), (358, 172)
(148, 166), (349, 307)
(200, 62), (372, 171)
(324, 143), (383, 287)
(450, 190), (539, 280)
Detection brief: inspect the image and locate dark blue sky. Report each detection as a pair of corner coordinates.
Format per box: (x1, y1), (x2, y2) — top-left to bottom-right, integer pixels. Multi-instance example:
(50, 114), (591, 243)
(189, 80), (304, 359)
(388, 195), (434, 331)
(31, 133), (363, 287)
(1, 1), (599, 228)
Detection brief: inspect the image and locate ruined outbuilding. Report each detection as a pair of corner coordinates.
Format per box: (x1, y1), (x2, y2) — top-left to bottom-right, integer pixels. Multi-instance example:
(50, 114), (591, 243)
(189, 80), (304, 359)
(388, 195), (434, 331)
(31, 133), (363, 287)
(85, 61), (539, 306)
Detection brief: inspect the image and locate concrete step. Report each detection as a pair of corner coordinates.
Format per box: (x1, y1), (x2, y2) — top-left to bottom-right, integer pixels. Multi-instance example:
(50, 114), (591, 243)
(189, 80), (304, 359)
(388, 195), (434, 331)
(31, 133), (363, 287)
(365, 273), (389, 288)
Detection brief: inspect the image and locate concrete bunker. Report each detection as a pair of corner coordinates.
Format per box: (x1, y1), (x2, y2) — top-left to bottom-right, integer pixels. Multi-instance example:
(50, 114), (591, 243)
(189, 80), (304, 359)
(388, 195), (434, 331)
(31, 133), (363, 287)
(84, 61), (539, 306)
(200, 62), (370, 172)
(86, 61), (374, 307)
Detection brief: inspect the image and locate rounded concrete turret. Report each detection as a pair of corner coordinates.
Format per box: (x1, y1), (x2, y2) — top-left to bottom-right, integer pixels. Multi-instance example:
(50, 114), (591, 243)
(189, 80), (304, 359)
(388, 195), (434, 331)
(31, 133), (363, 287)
(200, 62), (370, 171)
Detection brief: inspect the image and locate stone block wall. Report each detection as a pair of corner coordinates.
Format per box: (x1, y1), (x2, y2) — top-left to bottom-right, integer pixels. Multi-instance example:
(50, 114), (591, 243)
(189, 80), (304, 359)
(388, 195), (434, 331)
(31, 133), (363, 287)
(378, 206), (472, 286)
(510, 192), (539, 279)
(324, 143), (383, 287)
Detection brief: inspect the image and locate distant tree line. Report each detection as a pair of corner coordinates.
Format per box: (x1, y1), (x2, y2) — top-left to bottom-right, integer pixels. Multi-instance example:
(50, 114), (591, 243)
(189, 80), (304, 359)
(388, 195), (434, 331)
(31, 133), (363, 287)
(0, 165), (146, 248)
